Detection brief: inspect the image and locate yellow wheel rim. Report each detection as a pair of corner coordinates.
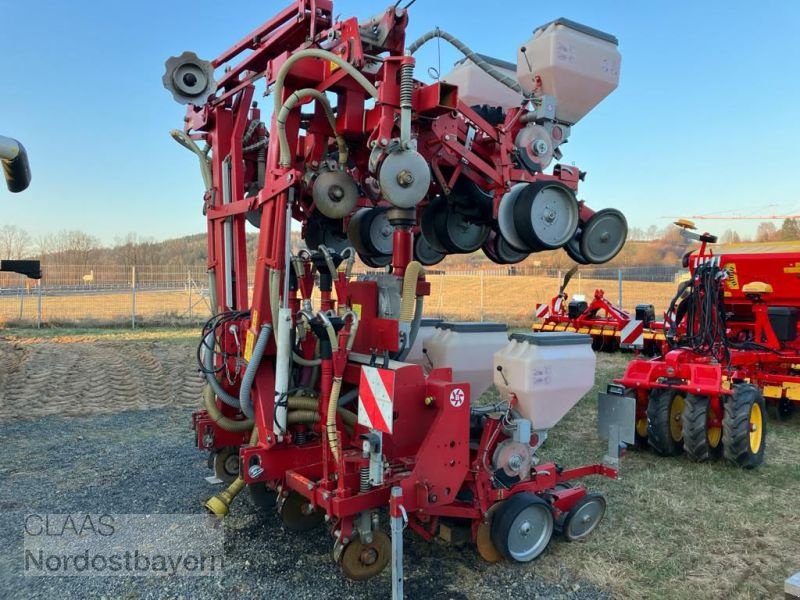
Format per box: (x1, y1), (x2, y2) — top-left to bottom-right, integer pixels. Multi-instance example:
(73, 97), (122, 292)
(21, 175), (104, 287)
(749, 403), (763, 453)
(636, 418), (648, 438)
(707, 407), (722, 448)
(670, 394), (685, 442)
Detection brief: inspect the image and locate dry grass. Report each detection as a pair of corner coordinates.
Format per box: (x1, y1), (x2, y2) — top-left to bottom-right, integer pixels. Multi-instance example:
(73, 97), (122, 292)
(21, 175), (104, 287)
(524, 353), (800, 599)
(2, 328), (797, 596)
(0, 274), (677, 328)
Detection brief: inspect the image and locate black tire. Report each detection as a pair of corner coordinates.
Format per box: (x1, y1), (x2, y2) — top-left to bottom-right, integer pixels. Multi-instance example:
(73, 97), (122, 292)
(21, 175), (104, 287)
(511, 181), (579, 250)
(646, 389), (685, 456)
(722, 384), (766, 468)
(562, 493), (606, 542)
(490, 493), (554, 562)
(564, 228), (591, 265)
(682, 394), (723, 462)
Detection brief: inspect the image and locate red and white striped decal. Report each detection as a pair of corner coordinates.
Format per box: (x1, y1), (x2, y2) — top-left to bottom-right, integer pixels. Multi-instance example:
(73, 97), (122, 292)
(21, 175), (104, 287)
(620, 319), (645, 347)
(535, 303), (550, 319)
(358, 366), (395, 434)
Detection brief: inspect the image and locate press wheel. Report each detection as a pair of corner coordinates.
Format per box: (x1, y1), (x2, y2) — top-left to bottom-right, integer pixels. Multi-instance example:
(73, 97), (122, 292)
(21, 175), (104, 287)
(491, 493), (554, 562)
(212, 447), (239, 483)
(339, 531), (391, 580)
(563, 493), (606, 542)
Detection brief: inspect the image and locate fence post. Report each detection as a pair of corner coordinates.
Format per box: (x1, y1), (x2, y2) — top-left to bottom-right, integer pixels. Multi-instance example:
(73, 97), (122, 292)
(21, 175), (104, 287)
(480, 270), (485, 321)
(188, 270), (193, 319)
(618, 269), (623, 308)
(131, 266), (136, 329)
(18, 278), (24, 321)
(36, 280), (42, 328)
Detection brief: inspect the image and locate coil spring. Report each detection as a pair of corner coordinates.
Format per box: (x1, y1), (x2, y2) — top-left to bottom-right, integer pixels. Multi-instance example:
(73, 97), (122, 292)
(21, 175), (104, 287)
(295, 429), (307, 445)
(400, 62), (414, 109)
(359, 467), (370, 492)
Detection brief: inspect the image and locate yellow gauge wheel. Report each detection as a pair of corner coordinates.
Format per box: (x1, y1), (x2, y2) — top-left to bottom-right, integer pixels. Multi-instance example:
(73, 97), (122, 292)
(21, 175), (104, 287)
(669, 393), (685, 442)
(707, 407), (722, 449)
(635, 417), (648, 439)
(749, 403), (763, 453)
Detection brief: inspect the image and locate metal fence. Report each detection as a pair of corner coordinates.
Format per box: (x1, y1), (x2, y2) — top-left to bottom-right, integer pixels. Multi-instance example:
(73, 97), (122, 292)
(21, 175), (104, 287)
(0, 264), (683, 328)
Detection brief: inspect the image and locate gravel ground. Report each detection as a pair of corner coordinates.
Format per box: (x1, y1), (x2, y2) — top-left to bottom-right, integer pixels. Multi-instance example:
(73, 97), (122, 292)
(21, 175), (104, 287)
(0, 407), (609, 600)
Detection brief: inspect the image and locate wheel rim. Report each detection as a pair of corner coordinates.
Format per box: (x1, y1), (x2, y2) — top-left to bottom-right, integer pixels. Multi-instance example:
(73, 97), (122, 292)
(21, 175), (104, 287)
(340, 531), (391, 580)
(528, 185), (578, 248)
(566, 495), (606, 541)
(749, 403), (763, 453)
(670, 394), (685, 442)
(707, 406), (722, 448)
(506, 503), (553, 562)
(635, 417), (648, 438)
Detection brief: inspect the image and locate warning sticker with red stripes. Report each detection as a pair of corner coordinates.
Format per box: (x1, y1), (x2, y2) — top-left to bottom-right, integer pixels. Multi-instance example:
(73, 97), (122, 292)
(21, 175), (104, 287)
(620, 319), (645, 347)
(358, 366), (395, 434)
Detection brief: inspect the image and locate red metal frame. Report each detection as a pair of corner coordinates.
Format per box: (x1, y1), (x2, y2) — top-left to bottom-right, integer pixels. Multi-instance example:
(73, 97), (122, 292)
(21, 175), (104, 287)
(175, 0), (619, 571)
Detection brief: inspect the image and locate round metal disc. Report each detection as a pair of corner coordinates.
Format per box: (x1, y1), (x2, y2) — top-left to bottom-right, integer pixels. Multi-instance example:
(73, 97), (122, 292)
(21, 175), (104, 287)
(248, 483), (277, 510)
(433, 206), (489, 253)
(515, 124), (554, 173)
(513, 181), (579, 250)
(378, 150), (431, 208)
(497, 183), (531, 252)
(505, 503), (553, 561)
(339, 531), (391, 581)
(579, 208), (628, 264)
(364, 208), (394, 255)
(476, 502), (504, 563)
(564, 228), (591, 265)
(420, 197), (450, 254)
(492, 493), (554, 563)
(280, 492), (324, 532)
(162, 51), (217, 105)
(213, 447), (239, 483)
(313, 170), (359, 219)
(563, 493), (606, 542)
(414, 233), (445, 266)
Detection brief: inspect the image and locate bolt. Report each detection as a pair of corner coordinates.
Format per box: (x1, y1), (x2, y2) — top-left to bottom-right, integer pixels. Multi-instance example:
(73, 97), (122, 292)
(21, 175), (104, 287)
(328, 185), (345, 201)
(248, 465), (264, 479)
(444, 135), (451, 141)
(424, 396), (434, 406)
(396, 169), (414, 187)
(533, 139), (549, 155)
(380, 138), (389, 146)
(508, 454), (522, 471)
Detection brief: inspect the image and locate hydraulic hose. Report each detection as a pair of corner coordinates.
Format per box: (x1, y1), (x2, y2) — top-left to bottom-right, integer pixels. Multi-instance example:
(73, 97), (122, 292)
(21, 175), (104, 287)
(277, 88), (347, 167)
(407, 29), (524, 96)
(292, 352), (322, 367)
(170, 130), (212, 190)
(203, 384), (253, 432)
(326, 376), (344, 462)
(202, 331), (241, 408)
(239, 324), (273, 419)
(400, 261), (424, 323)
(398, 295), (424, 361)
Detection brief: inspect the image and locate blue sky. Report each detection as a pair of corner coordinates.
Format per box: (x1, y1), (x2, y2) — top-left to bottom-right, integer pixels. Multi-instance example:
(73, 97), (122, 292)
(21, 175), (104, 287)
(2, 0), (799, 244)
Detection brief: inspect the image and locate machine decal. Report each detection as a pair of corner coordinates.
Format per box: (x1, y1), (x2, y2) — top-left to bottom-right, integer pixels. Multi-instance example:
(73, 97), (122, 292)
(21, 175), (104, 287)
(358, 366), (395, 433)
(620, 320), (644, 347)
(449, 388), (465, 408)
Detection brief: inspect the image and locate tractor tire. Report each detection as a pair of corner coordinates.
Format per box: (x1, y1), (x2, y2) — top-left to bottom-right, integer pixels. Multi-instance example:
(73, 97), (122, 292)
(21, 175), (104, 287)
(646, 389), (685, 456)
(722, 384), (766, 468)
(682, 394), (722, 462)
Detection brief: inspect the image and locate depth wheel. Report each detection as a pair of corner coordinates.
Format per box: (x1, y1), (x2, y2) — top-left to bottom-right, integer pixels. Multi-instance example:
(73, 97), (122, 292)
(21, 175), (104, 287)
(491, 493), (554, 563)
(563, 493), (606, 542)
(279, 492), (325, 532)
(682, 394), (722, 462)
(646, 389), (685, 456)
(212, 447), (239, 483)
(722, 384), (766, 468)
(339, 531), (391, 581)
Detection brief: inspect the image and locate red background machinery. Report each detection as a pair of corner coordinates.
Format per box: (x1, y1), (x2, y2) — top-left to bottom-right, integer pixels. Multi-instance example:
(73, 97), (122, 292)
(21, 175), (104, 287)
(606, 223), (800, 468)
(165, 1), (628, 582)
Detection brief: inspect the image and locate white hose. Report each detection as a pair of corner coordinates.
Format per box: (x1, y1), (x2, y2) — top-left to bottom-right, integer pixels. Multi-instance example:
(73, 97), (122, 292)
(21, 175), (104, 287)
(407, 29), (524, 96)
(170, 129), (212, 190)
(276, 88), (347, 168)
